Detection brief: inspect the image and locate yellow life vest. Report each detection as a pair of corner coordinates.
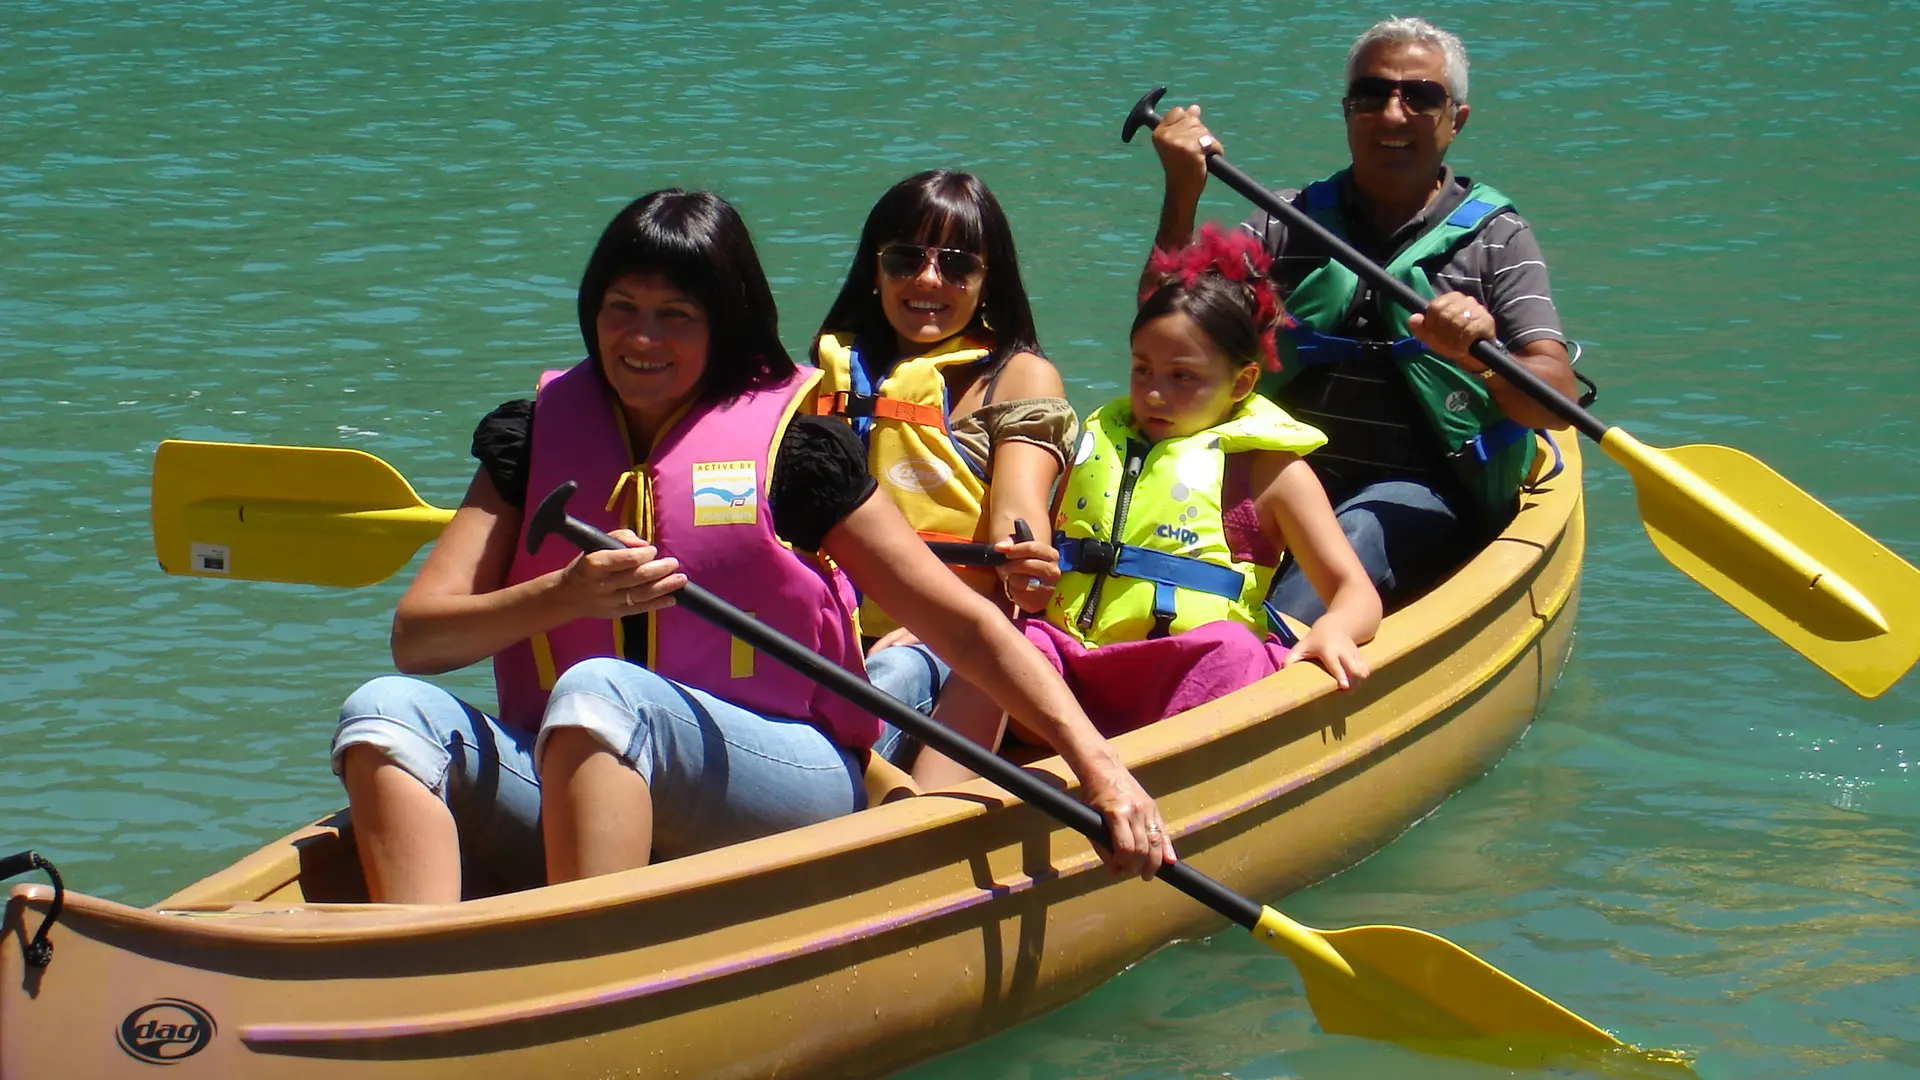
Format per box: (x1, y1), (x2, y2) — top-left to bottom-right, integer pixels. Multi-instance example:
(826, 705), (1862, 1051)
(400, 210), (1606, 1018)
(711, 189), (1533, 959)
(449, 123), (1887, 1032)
(815, 332), (997, 636)
(1046, 394), (1327, 647)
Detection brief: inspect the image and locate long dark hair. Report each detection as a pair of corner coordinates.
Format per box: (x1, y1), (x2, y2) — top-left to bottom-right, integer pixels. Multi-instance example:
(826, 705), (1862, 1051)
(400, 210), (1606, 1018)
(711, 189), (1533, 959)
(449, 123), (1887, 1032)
(1132, 225), (1282, 372)
(812, 170), (1041, 368)
(578, 189), (795, 403)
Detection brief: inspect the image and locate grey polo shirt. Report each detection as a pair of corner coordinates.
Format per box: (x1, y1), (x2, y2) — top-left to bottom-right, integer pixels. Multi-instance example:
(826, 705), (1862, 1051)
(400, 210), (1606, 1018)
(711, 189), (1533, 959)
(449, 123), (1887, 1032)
(1237, 168), (1564, 507)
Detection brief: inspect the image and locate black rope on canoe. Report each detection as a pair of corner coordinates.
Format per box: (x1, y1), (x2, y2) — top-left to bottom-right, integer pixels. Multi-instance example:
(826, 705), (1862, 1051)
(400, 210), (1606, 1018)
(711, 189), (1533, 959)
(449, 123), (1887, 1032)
(1, 849), (65, 968)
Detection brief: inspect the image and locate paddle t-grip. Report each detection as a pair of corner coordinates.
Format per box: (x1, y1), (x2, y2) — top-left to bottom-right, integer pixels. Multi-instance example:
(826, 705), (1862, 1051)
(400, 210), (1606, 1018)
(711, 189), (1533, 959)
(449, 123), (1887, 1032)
(527, 480), (624, 557)
(1012, 518), (1035, 544)
(1120, 86), (1168, 144)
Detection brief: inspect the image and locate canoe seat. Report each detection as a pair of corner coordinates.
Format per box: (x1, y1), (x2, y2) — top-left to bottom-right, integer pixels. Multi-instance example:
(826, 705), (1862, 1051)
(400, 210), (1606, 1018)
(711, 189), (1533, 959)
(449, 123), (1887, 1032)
(862, 751), (920, 805)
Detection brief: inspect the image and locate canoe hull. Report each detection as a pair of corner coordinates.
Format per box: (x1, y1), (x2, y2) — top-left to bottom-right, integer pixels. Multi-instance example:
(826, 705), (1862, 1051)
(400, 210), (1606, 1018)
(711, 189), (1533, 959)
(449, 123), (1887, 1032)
(3, 442), (1584, 1079)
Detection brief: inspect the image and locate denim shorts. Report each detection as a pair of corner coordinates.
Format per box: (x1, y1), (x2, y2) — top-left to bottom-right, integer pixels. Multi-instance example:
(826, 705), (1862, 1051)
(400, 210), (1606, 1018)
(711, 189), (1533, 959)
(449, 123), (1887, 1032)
(332, 648), (949, 887)
(332, 675), (548, 890)
(864, 643), (950, 768)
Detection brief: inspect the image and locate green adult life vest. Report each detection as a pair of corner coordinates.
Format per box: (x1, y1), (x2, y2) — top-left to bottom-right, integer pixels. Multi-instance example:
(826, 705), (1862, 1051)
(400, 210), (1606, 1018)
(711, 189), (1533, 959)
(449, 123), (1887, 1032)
(1046, 394), (1326, 647)
(1265, 171), (1535, 524)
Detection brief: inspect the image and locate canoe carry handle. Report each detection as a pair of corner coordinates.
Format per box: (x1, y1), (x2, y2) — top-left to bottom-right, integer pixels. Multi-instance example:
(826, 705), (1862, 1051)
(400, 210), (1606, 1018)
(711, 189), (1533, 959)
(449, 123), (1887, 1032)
(1, 849), (65, 968)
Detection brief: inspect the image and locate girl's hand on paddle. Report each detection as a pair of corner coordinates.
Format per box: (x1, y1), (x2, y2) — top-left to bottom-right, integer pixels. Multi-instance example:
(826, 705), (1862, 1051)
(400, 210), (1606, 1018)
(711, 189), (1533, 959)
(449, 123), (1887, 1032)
(994, 536), (1059, 614)
(1407, 292), (1497, 368)
(556, 528), (685, 620)
(1151, 104), (1222, 200)
(1080, 757), (1176, 881)
(1283, 625), (1371, 691)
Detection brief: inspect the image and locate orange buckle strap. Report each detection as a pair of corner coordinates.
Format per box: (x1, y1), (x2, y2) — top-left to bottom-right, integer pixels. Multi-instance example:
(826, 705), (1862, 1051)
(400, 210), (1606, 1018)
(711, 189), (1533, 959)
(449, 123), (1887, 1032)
(870, 397), (947, 429)
(816, 390), (945, 430)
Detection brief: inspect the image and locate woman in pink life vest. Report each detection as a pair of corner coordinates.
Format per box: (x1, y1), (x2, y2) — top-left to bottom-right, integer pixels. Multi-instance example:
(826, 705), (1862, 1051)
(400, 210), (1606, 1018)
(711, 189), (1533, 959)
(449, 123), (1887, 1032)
(330, 190), (1172, 903)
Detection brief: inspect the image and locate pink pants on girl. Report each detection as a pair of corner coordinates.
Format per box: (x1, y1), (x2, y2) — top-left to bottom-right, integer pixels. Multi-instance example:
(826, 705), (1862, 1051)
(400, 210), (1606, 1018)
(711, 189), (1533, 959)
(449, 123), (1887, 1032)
(1018, 617), (1290, 737)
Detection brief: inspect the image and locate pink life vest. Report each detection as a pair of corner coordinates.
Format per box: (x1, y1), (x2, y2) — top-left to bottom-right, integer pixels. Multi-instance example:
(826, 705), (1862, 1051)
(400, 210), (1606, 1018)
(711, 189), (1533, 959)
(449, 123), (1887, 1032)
(491, 360), (878, 749)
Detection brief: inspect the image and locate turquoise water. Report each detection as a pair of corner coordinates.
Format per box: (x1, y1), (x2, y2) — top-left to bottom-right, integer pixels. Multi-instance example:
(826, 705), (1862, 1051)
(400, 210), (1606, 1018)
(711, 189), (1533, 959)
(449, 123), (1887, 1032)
(3, 1), (1916, 1076)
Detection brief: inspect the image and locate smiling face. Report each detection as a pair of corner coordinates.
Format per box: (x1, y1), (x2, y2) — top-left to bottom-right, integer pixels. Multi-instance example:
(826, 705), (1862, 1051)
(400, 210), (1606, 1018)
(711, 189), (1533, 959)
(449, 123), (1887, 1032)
(876, 232), (987, 354)
(1344, 40), (1468, 192)
(594, 272), (711, 443)
(1128, 312), (1259, 442)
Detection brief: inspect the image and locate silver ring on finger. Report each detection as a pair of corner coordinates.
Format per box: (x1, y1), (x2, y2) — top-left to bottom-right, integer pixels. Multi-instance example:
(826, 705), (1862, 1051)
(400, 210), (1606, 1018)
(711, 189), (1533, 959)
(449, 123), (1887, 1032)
(1197, 134), (1215, 151)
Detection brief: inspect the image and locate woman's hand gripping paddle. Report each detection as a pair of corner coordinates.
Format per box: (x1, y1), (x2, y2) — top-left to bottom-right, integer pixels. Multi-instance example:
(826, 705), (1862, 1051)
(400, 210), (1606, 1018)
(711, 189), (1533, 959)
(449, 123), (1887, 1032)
(1123, 87), (1919, 698)
(527, 479), (1691, 1074)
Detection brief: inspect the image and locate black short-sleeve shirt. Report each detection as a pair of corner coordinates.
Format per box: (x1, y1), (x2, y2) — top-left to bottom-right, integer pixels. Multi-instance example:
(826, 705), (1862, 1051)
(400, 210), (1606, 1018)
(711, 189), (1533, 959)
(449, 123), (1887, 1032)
(471, 400), (878, 553)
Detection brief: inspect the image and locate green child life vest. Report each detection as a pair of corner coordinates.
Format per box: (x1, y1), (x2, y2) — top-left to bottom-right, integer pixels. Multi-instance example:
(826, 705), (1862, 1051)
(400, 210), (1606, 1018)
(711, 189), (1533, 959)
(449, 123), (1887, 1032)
(1267, 171), (1536, 524)
(1046, 394), (1327, 648)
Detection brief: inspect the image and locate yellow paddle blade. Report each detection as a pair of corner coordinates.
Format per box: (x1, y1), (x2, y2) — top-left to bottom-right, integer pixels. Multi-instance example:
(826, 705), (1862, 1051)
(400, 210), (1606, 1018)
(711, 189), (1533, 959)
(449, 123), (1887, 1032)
(1601, 431), (1920, 698)
(151, 440), (454, 588)
(1250, 909), (1695, 1074)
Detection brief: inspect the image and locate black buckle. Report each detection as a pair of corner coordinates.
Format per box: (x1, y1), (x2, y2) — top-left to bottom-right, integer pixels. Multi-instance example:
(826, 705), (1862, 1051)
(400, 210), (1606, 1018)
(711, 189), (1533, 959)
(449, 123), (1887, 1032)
(1072, 539), (1119, 576)
(833, 391), (878, 419)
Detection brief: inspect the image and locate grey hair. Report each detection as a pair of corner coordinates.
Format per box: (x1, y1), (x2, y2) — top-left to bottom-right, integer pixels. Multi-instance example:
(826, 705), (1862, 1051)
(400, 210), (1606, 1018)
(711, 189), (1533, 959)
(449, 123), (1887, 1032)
(1346, 17), (1470, 104)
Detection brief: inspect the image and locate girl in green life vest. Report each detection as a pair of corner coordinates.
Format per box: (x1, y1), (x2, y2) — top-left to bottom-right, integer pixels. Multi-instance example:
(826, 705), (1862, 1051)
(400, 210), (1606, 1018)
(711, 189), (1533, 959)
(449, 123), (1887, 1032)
(910, 226), (1383, 790)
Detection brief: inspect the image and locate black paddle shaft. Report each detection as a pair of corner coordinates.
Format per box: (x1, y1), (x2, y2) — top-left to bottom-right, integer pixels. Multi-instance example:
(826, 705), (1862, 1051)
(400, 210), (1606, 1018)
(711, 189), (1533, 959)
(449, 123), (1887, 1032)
(526, 481), (1263, 930)
(1121, 86), (1609, 444)
(924, 541), (1007, 568)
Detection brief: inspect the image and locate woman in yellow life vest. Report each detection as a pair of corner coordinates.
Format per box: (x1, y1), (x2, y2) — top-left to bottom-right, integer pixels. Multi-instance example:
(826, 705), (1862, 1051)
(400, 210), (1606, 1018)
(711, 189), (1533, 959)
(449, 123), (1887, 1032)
(811, 171), (1077, 645)
(911, 226), (1384, 788)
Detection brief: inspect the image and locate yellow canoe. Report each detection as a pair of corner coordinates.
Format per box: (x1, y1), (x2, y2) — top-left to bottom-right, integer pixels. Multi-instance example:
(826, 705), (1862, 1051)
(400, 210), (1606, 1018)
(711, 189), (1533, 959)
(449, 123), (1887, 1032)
(2, 439), (1585, 1079)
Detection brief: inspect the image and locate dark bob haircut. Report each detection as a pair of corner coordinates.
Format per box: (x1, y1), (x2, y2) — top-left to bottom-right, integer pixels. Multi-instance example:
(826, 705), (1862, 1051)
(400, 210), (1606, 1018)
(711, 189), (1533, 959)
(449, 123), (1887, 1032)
(812, 170), (1041, 368)
(577, 189), (795, 403)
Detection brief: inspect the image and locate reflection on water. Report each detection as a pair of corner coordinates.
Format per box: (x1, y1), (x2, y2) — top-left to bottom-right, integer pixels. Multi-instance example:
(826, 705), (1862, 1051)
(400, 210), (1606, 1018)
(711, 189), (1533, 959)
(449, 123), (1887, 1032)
(2, 0), (1915, 1076)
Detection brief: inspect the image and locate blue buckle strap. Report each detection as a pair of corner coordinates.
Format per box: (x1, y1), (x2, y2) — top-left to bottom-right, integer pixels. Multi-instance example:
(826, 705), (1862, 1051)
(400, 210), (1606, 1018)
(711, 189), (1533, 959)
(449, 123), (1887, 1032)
(1523, 430), (1565, 492)
(1056, 536), (1116, 576)
(847, 346), (876, 440)
(1445, 197), (1501, 229)
(1114, 545), (1245, 601)
(1058, 538), (1246, 604)
(1263, 599), (1300, 648)
(1285, 327), (1428, 368)
(1456, 419), (1531, 465)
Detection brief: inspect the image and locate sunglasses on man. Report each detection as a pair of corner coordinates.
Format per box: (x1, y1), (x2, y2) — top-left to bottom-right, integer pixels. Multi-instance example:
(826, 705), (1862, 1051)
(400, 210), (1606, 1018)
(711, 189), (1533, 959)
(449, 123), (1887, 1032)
(1343, 77), (1452, 116)
(878, 243), (987, 285)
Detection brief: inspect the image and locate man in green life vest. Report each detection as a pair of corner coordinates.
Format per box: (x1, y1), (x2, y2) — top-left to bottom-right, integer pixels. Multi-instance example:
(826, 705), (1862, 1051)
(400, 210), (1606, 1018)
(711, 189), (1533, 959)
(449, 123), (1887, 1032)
(1144, 16), (1580, 620)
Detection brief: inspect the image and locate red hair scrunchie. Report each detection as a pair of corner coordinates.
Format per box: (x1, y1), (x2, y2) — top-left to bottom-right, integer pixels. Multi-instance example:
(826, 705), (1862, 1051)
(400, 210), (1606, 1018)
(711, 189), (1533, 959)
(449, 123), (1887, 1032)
(1140, 224), (1285, 371)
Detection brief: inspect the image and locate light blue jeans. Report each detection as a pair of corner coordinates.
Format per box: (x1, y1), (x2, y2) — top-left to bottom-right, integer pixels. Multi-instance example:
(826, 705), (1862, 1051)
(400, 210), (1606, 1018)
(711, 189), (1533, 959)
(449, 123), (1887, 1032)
(1268, 479), (1474, 622)
(865, 643), (950, 769)
(332, 651), (947, 890)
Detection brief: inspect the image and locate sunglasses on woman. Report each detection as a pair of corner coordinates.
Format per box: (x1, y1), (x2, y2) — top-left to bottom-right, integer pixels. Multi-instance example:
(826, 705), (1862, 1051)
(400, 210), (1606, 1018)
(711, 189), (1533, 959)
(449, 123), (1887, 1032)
(1344, 77), (1452, 116)
(878, 243), (986, 284)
